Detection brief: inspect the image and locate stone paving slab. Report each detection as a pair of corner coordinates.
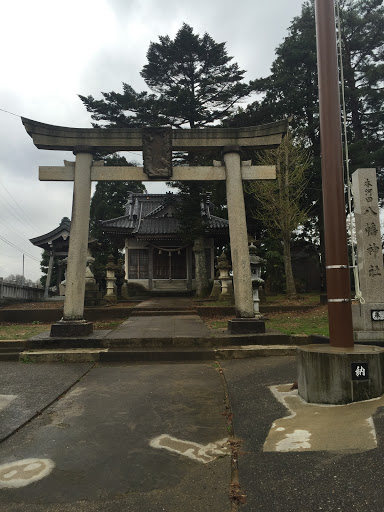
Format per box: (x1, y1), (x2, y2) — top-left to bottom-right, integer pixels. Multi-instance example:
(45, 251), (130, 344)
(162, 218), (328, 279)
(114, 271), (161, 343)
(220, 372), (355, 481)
(105, 314), (210, 339)
(133, 297), (195, 310)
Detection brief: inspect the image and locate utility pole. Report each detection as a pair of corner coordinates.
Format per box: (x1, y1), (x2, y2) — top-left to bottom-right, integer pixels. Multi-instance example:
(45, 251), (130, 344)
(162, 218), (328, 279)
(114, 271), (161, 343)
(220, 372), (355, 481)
(314, 0), (354, 348)
(22, 253), (25, 287)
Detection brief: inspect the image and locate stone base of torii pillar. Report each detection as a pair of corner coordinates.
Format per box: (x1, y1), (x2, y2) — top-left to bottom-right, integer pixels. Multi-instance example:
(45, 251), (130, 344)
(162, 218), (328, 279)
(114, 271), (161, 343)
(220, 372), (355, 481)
(50, 319), (93, 338)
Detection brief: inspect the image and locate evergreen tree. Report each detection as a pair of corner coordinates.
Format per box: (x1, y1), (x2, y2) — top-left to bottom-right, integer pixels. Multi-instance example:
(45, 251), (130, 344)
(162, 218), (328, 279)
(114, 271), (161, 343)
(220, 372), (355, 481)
(80, 24), (250, 296)
(79, 23), (251, 129)
(226, 0), (384, 292)
(227, 0), (384, 193)
(337, 0), (384, 172)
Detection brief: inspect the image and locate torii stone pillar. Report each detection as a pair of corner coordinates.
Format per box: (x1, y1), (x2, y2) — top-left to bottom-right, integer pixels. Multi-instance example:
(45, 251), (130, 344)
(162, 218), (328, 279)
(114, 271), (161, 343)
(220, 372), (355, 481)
(224, 147), (254, 317)
(51, 149), (94, 336)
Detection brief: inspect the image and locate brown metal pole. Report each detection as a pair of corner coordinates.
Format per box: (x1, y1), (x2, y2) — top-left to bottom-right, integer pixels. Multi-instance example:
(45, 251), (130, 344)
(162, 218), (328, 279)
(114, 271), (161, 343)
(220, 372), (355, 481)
(315, 0), (354, 347)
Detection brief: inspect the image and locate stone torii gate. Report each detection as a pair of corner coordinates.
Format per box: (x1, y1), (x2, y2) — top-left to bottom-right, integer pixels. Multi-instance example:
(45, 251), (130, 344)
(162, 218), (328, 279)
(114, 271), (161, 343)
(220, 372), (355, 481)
(22, 118), (287, 337)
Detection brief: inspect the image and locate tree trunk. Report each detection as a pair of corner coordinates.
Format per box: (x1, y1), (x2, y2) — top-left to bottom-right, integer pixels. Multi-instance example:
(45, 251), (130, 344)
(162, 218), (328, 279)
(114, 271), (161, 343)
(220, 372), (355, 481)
(283, 233), (297, 298)
(193, 237), (209, 297)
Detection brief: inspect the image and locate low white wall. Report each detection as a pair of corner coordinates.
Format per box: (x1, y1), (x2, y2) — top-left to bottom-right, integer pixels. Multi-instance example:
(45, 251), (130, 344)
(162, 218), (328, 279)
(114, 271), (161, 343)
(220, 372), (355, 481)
(0, 278), (44, 300)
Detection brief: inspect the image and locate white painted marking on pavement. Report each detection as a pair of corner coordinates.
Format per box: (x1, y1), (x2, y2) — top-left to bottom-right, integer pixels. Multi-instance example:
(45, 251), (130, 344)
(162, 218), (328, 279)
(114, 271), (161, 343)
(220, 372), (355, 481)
(150, 434), (229, 463)
(0, 459), (55, 488)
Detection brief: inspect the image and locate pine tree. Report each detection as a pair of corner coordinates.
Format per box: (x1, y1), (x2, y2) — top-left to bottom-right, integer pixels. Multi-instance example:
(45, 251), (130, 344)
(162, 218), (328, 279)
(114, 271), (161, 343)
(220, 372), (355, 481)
(79, 23), (251, 129)
(80, 24), (250, 296)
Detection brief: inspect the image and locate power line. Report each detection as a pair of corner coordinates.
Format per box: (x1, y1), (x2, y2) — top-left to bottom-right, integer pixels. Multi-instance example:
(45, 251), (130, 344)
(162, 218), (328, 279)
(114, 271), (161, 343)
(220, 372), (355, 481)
(0, 107), (20, 118)
(0, 218), (35, 253)
(0, 192), (40, 236)
(0, 235), (40, 263)
(0, 209), (31, 239)
(0, 179), (41, 233)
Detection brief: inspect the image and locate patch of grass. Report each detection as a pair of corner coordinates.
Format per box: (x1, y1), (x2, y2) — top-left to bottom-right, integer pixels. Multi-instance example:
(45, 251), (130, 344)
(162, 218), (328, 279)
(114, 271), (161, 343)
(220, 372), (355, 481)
(93, 320), (124, 330)
(194, 299), (234, 307)
(266, 306), (329, 336)
(202, 305), (329, 336)
(265, 293), (320, 306)
(207, 320), (228, 330)
(0, 323), (51, 340)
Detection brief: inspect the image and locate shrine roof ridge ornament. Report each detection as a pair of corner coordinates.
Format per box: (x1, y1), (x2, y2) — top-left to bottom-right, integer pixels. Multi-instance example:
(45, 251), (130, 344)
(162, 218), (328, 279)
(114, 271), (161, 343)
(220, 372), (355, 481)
(21, 118), (288, 152)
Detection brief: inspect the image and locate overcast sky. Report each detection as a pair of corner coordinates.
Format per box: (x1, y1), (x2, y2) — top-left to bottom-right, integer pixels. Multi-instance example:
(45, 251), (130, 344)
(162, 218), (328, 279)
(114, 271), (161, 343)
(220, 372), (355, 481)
(0, 0), (305, 282)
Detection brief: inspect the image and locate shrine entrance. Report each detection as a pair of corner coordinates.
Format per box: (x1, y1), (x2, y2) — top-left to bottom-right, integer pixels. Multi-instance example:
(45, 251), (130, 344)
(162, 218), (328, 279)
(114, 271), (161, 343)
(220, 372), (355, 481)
(153, 249), (186, 280)
(22, 118), (287, 337)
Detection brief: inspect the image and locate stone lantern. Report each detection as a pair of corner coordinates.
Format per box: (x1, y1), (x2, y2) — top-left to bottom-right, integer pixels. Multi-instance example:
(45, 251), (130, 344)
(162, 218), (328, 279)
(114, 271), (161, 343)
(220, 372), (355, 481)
(104, 254), (118, 303)
(217, 252), (234, 301)
(249, 242), (266, 316)
(84, 248), (100, 306)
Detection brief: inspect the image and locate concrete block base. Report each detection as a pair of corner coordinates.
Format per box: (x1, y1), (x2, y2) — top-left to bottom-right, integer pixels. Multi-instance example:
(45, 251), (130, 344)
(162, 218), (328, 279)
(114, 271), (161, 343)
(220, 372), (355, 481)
(297, 344), (384, 404)
(228, 318), (265, 334)
(50, 319), (94, 338)
(352, 302), (384, 334)
(355, 331), (384, 342)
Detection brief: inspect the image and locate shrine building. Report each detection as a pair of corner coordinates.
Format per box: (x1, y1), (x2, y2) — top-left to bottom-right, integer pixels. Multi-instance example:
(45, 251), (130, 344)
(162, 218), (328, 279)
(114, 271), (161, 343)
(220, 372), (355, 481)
(100, 191), (229, 293)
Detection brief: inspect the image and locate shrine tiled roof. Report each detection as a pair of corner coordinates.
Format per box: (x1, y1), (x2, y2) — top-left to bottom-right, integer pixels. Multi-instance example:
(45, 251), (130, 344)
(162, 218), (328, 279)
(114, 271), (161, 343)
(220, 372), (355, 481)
(30, 217), (97, 250)
(100, 192), (229, 237)
(30, 217), (71, 250)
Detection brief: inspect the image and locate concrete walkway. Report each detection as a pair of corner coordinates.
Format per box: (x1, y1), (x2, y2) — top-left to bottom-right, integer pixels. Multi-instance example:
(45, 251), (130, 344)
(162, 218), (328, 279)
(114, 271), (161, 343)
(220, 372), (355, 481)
(105, 297), (210, 339)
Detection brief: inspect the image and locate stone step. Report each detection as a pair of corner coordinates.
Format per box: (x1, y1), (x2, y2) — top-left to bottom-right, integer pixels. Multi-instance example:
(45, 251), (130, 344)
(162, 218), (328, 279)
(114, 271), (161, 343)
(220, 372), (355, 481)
(130, 310), (198, 316)
(19, 345), (299, 363)
(0, 342), (25, 350)
(0, 352), (22, 361)
(25, 332), (312, 350)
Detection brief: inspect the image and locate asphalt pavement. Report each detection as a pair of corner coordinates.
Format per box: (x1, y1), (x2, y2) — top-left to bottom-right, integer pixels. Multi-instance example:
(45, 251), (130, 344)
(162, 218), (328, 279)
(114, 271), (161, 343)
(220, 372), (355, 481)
(1, 357), (384, 511)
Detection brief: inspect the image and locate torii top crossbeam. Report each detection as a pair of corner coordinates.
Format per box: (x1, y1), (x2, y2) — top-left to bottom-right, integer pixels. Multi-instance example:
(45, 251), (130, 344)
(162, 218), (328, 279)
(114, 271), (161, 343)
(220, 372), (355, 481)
(22, 118), (287, 152)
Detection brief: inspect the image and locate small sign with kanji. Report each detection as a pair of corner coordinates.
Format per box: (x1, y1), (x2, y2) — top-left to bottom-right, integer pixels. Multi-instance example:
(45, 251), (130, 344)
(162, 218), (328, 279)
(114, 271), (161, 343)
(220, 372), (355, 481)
(372, 310), (384, 321)
(351, 362), (369, 381)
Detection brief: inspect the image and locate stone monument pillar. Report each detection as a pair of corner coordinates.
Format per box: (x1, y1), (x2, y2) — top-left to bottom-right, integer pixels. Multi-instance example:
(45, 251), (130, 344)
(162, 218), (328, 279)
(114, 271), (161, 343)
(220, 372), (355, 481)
(352, 168), (384, 341)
